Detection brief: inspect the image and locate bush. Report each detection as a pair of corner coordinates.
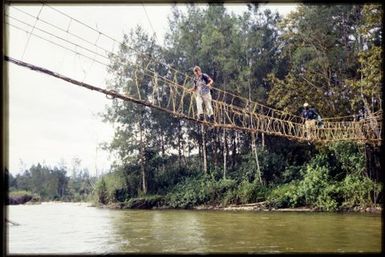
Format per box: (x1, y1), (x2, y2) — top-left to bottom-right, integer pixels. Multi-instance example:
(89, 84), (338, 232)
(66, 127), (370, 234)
(267, 145), (382, 212)
(8, 190), (40, 204)
(222, 189), (238, 206)
(165, 175), (211, 208)
(296, 154), (344, 211)
(281, 165), (303, 183)
(268, 182), (303, 208)
(235, 149), (286, 184)
(235, 180), (268, 204)
(297, 161), (330, 206)
(208, 178), (238, 205)
(315, 183), (339, 211)
(268, 153), (339, 210)
(165, 175), (241, 208)
(94, 178), (108, 204)
(94, 168), (140, 204)
(340, 174), (382, 209)
(237, 153), (262, 182)
(327, 142), (365, 175)
(91, 140), (380, 212)
(125, 195), (164, 209)
(152, 165), (195, 195)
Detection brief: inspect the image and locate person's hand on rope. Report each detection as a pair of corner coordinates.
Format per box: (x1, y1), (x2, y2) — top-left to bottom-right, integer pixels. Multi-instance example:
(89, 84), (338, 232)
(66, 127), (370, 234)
(207, 78), (214, 89)
(188, 87), (196, 93)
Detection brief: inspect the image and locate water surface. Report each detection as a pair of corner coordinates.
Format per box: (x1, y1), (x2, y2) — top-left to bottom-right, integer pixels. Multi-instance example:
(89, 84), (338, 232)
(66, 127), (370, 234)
(7, 203), (382, 254)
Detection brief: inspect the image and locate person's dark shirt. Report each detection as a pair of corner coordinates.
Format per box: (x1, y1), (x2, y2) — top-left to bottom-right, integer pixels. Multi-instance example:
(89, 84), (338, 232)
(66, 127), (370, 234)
(194, 73), (211, 94)
(302, 108), (318, 120)
(194, 73), (210, 85)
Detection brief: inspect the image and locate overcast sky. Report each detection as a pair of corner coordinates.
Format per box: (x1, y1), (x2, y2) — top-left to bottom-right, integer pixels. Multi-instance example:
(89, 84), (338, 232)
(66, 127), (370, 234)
(6, 3), (298, 176)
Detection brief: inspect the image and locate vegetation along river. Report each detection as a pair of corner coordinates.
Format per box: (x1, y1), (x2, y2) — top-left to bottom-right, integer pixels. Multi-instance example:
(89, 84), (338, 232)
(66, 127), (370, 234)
(7, 202), (381, 254)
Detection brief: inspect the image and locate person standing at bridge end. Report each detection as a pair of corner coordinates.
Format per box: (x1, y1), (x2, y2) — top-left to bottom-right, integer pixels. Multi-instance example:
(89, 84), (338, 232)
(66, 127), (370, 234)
(301, 102), (320, 140)
(189, 66), (214, 122)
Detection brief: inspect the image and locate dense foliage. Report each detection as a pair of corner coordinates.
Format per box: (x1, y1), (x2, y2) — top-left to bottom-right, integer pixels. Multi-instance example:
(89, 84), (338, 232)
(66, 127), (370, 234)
(8, 4), (381, 211)
(93, 4), (382, 211)
(8, 162), (96, 202)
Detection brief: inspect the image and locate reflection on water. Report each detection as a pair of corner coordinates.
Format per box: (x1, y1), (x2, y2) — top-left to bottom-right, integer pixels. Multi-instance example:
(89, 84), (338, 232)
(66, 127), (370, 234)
(110, 210), (207, 252)
(7, 202), (120, 254)
(7, 203), (381, 254)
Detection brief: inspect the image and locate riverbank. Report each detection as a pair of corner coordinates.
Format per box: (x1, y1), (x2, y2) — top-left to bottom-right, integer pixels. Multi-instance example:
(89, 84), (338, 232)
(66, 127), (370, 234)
(7, 196), (382, 214)
(7, 191), (40, 205)
(193, 203), (382, 214)
(101, 198), (382, 214)
(7, 199), (94, 206)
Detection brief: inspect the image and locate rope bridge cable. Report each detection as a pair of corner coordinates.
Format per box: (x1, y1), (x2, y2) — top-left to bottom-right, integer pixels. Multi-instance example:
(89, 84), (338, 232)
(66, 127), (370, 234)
(20, 5), (44, 60)
(6, 22), (108, 67)
(6, 15), (109, 64)
(5, 55), (382, 145)
(6, 20), (382, 144)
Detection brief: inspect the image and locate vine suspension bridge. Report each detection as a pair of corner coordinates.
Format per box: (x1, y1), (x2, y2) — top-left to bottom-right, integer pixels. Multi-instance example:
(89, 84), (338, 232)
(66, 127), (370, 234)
(5, 4), (382, 145)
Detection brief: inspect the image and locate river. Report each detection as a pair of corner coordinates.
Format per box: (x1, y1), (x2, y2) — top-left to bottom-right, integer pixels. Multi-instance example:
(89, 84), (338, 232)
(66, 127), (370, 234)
(6, 202), (381, 254)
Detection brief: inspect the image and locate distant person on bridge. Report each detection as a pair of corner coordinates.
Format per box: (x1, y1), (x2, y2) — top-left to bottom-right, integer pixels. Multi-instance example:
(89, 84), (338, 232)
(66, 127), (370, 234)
(302, 102), (322, 139)
(189, 66), (214, 122)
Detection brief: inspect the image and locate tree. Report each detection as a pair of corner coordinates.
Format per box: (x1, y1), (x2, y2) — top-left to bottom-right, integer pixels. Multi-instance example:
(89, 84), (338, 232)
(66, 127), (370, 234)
(267, 4), (365, 117)
(345, 4), (382, 113)
(163, 4), (285, 176)
(104, 26), (168, 194)
(345, 4), (383, 181)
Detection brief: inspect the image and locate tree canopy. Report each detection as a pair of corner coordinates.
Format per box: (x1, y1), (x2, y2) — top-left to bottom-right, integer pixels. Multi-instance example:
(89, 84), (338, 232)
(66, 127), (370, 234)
(96, 3), (382, 210)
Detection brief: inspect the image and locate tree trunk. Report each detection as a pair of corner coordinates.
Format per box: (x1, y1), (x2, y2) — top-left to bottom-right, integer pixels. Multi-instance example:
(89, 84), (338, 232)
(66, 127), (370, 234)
(202, 124), (208, 174)
(223, 128), (227, 179)
(365, 144), (382, 182)
(213, 128), (219, 171)
(225, 130), (230, 168)
(248, 84), (262, 183)
(261, 133), (265, 149)
(232, 131), (237, 169)
(161, 130), (165, 173)
(178, 121), (182, 170)
(139, 122), (147, 194)
(197, 123), (202, 161)
(251, 132), (262, 184)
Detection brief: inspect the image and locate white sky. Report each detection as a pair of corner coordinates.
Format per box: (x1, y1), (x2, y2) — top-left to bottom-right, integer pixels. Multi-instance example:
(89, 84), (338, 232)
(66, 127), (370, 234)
(6, 3), (298, 176)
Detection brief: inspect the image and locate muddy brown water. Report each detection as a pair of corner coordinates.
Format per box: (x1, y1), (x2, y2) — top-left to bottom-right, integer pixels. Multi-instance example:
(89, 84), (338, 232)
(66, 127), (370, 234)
(7, 202), (382, 253)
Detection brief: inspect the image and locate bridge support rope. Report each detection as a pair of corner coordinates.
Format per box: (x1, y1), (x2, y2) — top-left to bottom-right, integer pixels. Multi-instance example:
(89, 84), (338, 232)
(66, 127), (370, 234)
(5, 55), (382, 145)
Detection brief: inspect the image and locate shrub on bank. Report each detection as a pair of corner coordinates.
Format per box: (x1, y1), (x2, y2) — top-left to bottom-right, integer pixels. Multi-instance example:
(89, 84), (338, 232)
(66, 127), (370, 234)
(8, 190), (40, 205)
(165, 175), (213, 208)
(233, 180), (269, 204)
(125, 195), (165, 209)
(267, 142), (382, 211)
(340, 174), (382, 209)
(268, 182), (302, 208)
(164, 174), (272, 208)
(93, 141), (381, 211)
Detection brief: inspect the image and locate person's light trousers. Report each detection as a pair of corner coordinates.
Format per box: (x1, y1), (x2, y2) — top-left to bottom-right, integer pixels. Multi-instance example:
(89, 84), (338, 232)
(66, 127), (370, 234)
(196, 92), (214, 117)
(305, 119), (316, 139)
